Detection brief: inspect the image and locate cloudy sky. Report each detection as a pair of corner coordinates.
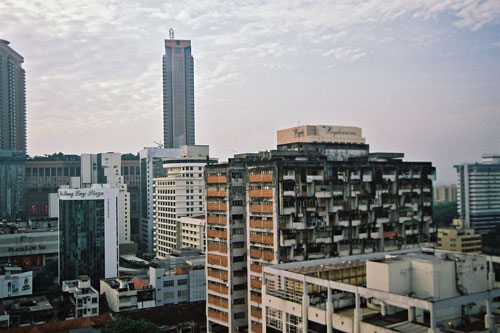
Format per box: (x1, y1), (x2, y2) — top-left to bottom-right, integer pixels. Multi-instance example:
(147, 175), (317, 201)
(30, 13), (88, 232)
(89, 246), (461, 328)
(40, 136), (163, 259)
(2, 0), (500, 183)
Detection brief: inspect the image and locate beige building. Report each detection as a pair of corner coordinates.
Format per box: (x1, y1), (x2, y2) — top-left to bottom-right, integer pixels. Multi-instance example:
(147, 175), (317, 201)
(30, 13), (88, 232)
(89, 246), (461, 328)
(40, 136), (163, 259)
(277, 125), (365, 146)
(433, 185), (457, 203)
(437, 220), (482, 253)
(177, 215), (205, 251)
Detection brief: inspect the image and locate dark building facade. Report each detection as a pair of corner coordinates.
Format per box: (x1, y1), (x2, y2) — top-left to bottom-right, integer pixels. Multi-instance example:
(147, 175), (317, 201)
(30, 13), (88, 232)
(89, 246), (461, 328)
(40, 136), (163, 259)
(0, 150), (25, 220)
(24, 155), (81, 217)
(0, 40), (26, 152)
(122, 158), (140, 243)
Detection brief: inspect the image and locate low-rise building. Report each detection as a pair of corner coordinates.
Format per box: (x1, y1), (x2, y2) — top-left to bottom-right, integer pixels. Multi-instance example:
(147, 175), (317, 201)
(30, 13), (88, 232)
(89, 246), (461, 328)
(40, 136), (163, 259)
(177, 215), (205, 252)
(0, 221), (58, 269)
(100, 277), (155, 313)
(149, 255), (205, 307)
(437, 219), (482, 254)
(0, 266), (32, 299)
(62, 275), (99, 318)
(262, 248), (500, 333)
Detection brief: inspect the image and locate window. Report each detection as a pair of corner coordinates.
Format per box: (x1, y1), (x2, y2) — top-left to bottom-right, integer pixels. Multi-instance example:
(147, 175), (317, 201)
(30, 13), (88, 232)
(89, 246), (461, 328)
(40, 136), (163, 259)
(177, 279), (188, 286)
(234, 283), (246, 291)
(164, 291), (174, 299)
(233, 242), (245, 248)
(163, 280), (174, 287)
(234, 298), (245, 305)
(233, 256), (245, 262)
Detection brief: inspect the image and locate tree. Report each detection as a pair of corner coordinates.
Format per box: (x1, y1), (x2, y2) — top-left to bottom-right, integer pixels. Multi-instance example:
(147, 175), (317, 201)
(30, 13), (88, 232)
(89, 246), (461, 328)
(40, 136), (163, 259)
(106, 317), (160, 333)
(433, 201), (458, 227)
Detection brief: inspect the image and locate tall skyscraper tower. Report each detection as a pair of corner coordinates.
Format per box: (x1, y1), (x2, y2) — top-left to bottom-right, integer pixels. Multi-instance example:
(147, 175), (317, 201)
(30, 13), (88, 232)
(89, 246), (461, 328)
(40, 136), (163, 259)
(162, 38), (195, 148)
(0, 40), (26, 152)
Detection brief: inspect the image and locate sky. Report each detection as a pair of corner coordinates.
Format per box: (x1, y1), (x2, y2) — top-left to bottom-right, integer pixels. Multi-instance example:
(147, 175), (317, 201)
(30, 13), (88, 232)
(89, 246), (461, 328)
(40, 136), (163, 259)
(1, 0), (500, 184)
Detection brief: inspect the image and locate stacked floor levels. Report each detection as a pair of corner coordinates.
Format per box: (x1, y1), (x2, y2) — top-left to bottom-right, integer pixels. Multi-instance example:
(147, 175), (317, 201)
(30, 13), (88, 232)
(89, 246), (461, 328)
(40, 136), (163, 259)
(205, 142), (435, 333)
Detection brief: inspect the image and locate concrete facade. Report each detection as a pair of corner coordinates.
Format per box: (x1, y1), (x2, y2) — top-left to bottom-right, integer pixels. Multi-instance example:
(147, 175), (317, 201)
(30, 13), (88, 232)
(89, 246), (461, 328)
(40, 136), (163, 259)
(262, 249), (499, 333)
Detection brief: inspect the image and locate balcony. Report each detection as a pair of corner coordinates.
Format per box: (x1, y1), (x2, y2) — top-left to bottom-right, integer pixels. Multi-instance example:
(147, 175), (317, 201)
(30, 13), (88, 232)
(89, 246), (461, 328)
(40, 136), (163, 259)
(208, 309), (228, 323)
(382, 174), (396, 182)
(334, 235), (344, 242)
(207, 202), (227, 212)
(362, 174), (372, 182)
(207, 216), (227, 225)
(249, 189), (273, 198)
(358, 232), (368, 239)
(283, 190), (295, 197)
(207, 190), (227, 197)
(283, 174), (295, 181)
(250, 279), (262, 290)
(249, 173), (273, 183)
(207, 176), (227, 184)
(306, 175), (323, 182)
(249, 204), (273, 214)
(207, 254), (228, 267)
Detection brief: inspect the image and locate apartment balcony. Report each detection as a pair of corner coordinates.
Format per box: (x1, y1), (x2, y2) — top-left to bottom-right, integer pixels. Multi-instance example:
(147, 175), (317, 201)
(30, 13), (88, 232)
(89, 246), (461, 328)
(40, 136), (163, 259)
(352, 219), (361, 226)
(412, 172), (421, 179)
(283, 207), (295, 215)
(283, 174), (295, 181)
(399, 216), (412, 223)
(370, 232), (380, 239)
(207, 190), (227, 197)
(281, 237), (297, 247)
(413, 188), (422, 194)
(316, 236), (332, 243)
(315, 191), (332, 198)
(338, 220), (349, 227)
(309, 252), (324, 259)
(306, 175), (323, 182)
(351, 173), (361, 180)
(293, 221), (306, 230)
(206, 176), (227, 184)
(358, 232), (368, 239)
(398, 188), (412, 195)
(249, 173), (273, 183)
(334, 235), (344, 242)
(359, 204), (368, 211)
(250, 189), (273, 198)
(423, 186), (431, 192)
(207, 202), (227, 212)
(362, 175), (372, 182)
(283, 190), (295, 197)
(376, 217), (390, 223)
(250, 204), (274, 214)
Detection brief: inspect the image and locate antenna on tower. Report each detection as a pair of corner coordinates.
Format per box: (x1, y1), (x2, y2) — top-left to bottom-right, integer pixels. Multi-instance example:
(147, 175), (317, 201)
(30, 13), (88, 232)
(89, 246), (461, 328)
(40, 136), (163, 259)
(169, 28), (175, 40)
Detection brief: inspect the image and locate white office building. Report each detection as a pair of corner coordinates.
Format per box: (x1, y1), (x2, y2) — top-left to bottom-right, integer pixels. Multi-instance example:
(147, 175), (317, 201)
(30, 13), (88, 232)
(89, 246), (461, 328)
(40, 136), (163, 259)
(455, 154), (500, 233)
(153, 145), (212, 258)
(149, 255), (205, 307)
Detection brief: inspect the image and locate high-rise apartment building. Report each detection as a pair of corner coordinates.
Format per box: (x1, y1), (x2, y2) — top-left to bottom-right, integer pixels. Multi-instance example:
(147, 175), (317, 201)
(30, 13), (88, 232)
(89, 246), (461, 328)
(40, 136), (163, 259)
(58, 185), (118, 287)
(162, 39), (195, 148)
(455, 154), (500, 233)
(0, 40), (26, 152)
(205, 125), (436, 333)
(153, 145), (212, 258)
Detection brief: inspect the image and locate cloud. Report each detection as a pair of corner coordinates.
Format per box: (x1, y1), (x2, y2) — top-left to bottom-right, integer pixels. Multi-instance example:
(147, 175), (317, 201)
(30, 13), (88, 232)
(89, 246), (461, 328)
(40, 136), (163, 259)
(1, 0), (499, 175)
